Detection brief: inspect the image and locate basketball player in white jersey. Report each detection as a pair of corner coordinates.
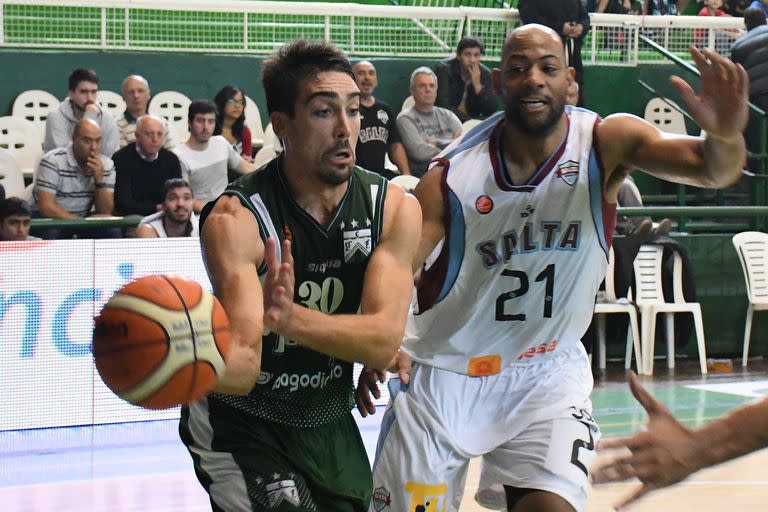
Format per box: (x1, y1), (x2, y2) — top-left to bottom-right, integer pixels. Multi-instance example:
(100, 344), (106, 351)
(358, 24), (748, 512)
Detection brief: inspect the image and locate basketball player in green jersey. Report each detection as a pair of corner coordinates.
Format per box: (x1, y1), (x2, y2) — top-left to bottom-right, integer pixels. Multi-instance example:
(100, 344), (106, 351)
(178, 40), (421, 511)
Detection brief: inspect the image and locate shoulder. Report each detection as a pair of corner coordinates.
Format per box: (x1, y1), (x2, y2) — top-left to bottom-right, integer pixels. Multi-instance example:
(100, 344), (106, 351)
(437, 107), (461, 123)
(112, 143), (133, 160)
(159, 147), (180, 162)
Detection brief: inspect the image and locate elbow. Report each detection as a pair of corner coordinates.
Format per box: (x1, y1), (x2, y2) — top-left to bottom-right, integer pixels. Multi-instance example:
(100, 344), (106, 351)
(367, 324), (403, 370)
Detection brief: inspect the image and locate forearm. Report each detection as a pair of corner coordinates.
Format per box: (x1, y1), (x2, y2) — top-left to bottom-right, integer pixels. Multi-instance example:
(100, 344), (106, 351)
(389, 143), (411, 175)
(279, 305), (401, 369)
(39, 200), (81, 220)
(701, 133), (745, 188)
(93, 189), (114, 215)
(694, 397), (768, 469)
(399, 122), (440, 162)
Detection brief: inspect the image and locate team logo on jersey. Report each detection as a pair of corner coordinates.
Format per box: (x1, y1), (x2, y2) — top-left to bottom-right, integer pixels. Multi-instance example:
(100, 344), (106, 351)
(342, 219), (372, 261)
(372, 487), (392, 511)
(556, 160), (580, 186)
(377, 109), (389, 124)
(475, 195), (494, 214)
(265, 477), (301, 508)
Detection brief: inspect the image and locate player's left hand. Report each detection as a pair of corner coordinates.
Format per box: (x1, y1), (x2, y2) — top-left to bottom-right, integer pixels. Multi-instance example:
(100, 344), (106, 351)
(591, 372), (704, 509)
(263, 237), (295, 333)
(671, 46), (749, 141)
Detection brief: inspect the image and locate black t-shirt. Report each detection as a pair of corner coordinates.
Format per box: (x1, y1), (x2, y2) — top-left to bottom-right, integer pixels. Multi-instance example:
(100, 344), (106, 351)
(355, 100), (401, 175)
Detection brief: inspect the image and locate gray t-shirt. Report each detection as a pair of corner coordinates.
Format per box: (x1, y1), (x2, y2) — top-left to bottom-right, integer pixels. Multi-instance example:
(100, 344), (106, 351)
(43, 98), (120, 157)
(32, 144), (115, 217)
(173, 136), (241, 204)
(396, 106), (462, 177)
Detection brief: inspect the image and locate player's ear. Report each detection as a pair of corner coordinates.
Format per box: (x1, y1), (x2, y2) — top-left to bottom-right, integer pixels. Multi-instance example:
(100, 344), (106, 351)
(271, 111), (289, 147)
(566, 66), (576, 87)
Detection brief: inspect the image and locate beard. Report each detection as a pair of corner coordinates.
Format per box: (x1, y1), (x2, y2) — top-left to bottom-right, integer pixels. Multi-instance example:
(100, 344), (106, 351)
(316, 143), (355, 186)
(167, 208), (191, 224)
(504, 95), (566, 138)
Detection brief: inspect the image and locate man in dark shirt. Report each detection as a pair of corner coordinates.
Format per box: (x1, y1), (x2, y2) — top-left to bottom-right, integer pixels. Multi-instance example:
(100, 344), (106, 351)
(353, 61), (410, 179)
(519, 0), (591, 106)
(434, 36), (497, 123)
(113, 114), (182, 215)
(731, 7), (768, 171)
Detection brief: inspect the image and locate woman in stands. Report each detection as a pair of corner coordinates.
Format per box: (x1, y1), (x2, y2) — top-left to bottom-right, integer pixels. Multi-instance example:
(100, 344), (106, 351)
(213, 85), (253, 161)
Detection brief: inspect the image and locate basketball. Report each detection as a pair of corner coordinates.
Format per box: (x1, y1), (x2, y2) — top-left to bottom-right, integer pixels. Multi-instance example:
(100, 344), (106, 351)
(92, 275), (231, 409)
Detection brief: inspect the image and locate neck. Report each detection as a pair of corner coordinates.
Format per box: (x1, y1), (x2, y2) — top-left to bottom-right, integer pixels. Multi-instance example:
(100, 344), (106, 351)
(222, 117), (236, 129)
(501, 115), (568, 182)
(361, 95), (375, 107)
(414, 103), (433, 114)
(281, 154), (348, 227)
(162, 216), (190, 237)
(186, 137), (208, 150)
(127, 107), (146, 118)
(70, 100), (85, 119)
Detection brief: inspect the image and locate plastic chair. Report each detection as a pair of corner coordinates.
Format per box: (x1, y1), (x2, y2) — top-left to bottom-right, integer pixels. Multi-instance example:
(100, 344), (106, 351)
(643, 97), (687, 135)
(96, 90), (126, 119)
(732, 232), (768, 367)
(390, 174), (420, 192)
(244, 95), (265, 148)
(12, 89), (60, 142)
(0, 116), (43, 178)
(461, 118), (482, 133)
(0, 148), (25, 198)
(401, 95), (415, 113)
(148, 91), (191, 143)
(594, 246), (643, 373)
(633, 244), (707, 375)
(251, 122), (282, 169)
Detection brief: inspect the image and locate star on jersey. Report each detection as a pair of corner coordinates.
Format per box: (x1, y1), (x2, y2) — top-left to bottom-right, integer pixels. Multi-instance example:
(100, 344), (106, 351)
(351, 219), (359, 228)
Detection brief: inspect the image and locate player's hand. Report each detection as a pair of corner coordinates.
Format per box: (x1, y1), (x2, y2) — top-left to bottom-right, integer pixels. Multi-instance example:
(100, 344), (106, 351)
(671, 46), (749, 142)
(263, 237), (295, 333)
(355, 366), (386, 417)
(591, 372), (704, 509)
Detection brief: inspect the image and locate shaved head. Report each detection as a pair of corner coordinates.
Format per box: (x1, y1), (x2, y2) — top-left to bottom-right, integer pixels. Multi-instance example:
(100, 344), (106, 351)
(502, 24), (566, 62)
(73, 118), (100, 138)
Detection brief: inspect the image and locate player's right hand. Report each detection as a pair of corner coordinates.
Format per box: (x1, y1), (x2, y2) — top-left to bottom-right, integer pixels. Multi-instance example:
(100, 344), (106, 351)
(355, 366), (386, 417)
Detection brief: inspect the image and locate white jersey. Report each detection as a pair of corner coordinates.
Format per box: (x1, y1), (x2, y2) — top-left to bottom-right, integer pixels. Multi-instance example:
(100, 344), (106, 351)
(403, 108), (615, 374)
(139, 210), (199, 238)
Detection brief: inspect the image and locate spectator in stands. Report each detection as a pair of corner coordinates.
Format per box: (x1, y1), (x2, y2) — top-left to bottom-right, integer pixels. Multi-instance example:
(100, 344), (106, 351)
(698, 0), (731, 14)
(434, 36), (498, 123)
(116, 75), (174, 150)
(32, 119), (117, 239)
(646, 0), (679, 14)
(747, 0), (768, 16)
(724, 0), (752, 16)
(213, 85), (253, 160)
(173, 100), (257, 213)
(731, 7), (768, 172)
(44, 68), (119, 157)
(518, 0), (591, 106)
(135, 178), (198, 238)
(113, 115), (182, 216)
(0, 198), (40, 241)
(352, 60), (410, 179)
(397, 67), (462, 177)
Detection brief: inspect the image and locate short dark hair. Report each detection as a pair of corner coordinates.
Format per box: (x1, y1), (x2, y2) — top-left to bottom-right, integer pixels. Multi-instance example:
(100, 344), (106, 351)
(262, 39), (355, 117)
(0, 197), (32, 222)
(745, 7), (767, 31)
(457, 36), (484, 55)
(163, 178), (192, 201)
(68, 68), (99, 91)
(188, 99), (218, 123)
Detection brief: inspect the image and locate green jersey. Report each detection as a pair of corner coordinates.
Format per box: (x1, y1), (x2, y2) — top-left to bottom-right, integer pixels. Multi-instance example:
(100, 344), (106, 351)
(200, 157), (388, 428)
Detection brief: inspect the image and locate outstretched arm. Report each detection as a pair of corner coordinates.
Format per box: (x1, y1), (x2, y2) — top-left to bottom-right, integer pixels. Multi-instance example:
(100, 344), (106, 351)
(592, 372), (768, 509)
(263, 183), (422, 370)
(599, 46), (748, 200)
(202, 196), (265, 395)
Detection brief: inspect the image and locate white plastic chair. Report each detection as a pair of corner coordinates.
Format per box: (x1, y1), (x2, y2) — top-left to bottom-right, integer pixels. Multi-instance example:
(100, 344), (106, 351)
(461, 118), (482, 133)
(594, 246), (643, 373)
(12, 89), (60, 142)
(633, 244), (707, 375)
(244, 95), (265, 149)
(401, 95), (415, 113)
(390, 174), (420, 192)
(643, 97), (687, 135)
(0, 116), (43, 179)
(96, 90), (126, 119)
(251, 122), (282, 170)
(732, 232), (768, 367)
(0, 148), (25, 199)
(148, 91), (191, 143)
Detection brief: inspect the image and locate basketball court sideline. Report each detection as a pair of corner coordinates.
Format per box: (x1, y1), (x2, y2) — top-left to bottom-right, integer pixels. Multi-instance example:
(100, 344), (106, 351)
(2, 358), (768, 511)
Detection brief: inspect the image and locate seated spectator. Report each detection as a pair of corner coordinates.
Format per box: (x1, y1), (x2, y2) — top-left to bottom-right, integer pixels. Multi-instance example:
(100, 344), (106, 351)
(213, 85), (253, 160)
(44, 68), (119, 157)
(748, 0), (768, 16)
(173, 100), (257, 213)
(113, 115), (182, 216)
(645, 0), (679, 13)
(397, 67), (462, 177)
(352, 60), (410, 178)
(32, 120), (117, 239)
(116, 75), (174, 150)
(434, 36), (497, 123)
(724, 0), (753, 15)
(0, 198), (40, 241)
(135, 178), (198, 238)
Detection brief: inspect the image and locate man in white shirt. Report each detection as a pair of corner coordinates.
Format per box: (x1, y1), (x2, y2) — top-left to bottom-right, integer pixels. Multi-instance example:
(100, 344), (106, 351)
(173, 99), (257, 212)
(136, 178), (199, 238)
